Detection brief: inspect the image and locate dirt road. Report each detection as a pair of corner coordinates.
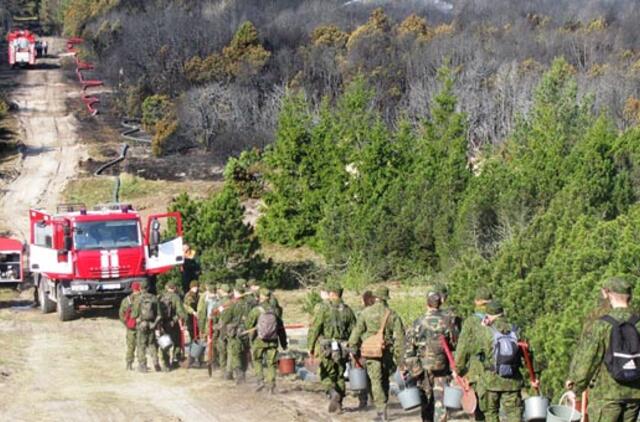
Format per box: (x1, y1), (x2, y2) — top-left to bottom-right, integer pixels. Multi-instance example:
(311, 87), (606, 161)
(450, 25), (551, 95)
(0, 37), (83, 238)
(0, 39), (421, 421)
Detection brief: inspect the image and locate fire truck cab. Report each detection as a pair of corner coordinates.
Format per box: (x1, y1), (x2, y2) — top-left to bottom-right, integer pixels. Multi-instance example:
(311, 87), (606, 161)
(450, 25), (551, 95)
(29, 203), (183, 321)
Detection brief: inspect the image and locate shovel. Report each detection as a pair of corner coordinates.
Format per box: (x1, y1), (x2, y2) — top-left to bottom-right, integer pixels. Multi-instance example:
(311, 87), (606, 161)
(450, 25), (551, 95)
(439, 335), (477, 414)
(518, 341), (539, 393)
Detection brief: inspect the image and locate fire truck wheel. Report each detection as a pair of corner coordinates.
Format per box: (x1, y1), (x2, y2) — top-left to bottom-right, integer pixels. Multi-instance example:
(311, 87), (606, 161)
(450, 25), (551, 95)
(38, 277), (55, 314)
(56, 287), (76, 321)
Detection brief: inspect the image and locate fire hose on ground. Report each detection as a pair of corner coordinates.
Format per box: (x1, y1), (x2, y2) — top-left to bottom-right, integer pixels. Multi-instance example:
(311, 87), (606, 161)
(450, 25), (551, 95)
(94, 143), (129, 203)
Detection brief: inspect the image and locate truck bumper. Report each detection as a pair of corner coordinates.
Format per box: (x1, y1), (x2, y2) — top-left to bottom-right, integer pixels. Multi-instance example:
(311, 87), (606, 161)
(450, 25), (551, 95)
(60, 278), (146, 304)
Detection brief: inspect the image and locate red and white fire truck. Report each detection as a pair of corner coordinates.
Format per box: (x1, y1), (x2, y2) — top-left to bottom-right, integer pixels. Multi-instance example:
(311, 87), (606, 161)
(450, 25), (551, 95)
(29, 203), (183, 321)
(7, 29), (37, 68)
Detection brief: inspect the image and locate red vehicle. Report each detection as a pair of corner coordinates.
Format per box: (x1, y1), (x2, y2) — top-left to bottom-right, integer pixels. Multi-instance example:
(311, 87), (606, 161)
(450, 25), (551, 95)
(29, 203), (183, 321)
(0, 237), (24, 284)
(7, 29), (37, 68)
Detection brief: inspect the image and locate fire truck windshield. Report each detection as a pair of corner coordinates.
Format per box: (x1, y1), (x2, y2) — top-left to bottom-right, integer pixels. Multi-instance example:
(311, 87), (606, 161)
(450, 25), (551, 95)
(74, 220), (140, 250)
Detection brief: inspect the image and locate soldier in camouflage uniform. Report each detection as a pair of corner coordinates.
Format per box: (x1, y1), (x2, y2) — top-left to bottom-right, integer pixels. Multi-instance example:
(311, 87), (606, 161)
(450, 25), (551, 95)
(349, 286), (405, 422)
(406, 290), (453, 422)
(119, 281), (141, 370)
(194, 280), (217, 368)
(567, 277), (640, 422)
(226, 279), (253, 383)
(158, 280), (187, 371)
(456, 301), (533, 422)
(307, 281), (356, 413)
(132, 280), (162, 373)
(215, 283), (233, 376)
(454, 286), (493, 421)
(434, 283), (460, 349)
(246, 288), (288, 394)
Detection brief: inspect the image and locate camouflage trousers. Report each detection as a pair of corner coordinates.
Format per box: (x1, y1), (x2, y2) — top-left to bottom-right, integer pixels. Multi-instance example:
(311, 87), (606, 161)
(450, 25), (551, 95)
(419, 371), (448, 422)
(227, 336), (248, 372)
(588, 399), (640, 422)
(252, 339), (278, 386)
(483, 390), (522, 422)
(136, 326), (159, 367)
(217, 335), (227, 369)
(125, 328), (137, 364)
(365, 352), (395, 412)
(319, 353), (347, 398)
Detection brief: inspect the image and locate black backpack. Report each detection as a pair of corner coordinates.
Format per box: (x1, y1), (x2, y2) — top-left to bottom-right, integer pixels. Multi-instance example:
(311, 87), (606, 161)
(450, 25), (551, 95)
(600, 315), (640, 383)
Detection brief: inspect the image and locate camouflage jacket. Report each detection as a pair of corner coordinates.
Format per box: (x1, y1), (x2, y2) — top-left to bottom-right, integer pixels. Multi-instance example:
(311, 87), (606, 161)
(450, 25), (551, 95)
(159, 291), (187, 322)
(441, 306), (461, 349)
(570, 307), (640, 399)
(246, 301), (287, 349)
(131, 292), (161, 324)
(270, 296), (283, 319)
(454, 307), (489, 384)
(470, 317), (524, 392)
(308, 299), (356, 353)
(229, 296), (253, 334)
(348, 301), (405, 363)
(118, 292), (139, 329)
(407, 308), (452, 372)
(183, 290), (199, 316)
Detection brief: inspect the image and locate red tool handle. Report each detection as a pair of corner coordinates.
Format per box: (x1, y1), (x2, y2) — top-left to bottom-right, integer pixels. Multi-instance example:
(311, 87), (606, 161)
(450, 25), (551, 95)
(518, 341), (539, 394)
(440, 335), (469, 390)
(192, 315), (199, 341)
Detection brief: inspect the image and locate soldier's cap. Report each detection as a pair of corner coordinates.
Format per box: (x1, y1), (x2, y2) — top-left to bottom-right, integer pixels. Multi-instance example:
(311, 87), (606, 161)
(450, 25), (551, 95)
(131, 281), (141, 292)
(475, 287), (493, 301)
(139, 279), (148, 289)
(190, 280), (199, 289)
(426, 290), (441, 301)
(248, 278), (258, 287)
(373, 286), (389, 300)
(166, 280), (177, 290)
(604, 276), (633, 295)
(485, 300), (504, 315)
(219, 283), (232, 293)
(259, 287), (271, 297)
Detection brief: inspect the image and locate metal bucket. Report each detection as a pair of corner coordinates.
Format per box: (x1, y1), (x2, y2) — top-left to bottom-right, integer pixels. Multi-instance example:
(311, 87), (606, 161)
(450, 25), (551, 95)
(547, 405), (581, 422)
(157, 334), (173, 350)
(189, 340), (205, 359)
(524, 396), (549, 421)
(398, 386), (422, 411)
(443, 385), (463, 409)
(348, 367), (368, 390)
(547, 392), (581, 422)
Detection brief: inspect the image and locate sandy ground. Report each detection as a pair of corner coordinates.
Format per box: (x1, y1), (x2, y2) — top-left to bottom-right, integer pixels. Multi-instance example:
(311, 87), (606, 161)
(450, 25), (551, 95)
(0, 38), (423, 421)
(0, 37), (83, 238)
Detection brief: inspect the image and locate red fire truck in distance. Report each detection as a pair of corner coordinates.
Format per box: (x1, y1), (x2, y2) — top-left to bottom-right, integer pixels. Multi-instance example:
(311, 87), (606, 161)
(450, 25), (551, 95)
(7, 29), (37, 68)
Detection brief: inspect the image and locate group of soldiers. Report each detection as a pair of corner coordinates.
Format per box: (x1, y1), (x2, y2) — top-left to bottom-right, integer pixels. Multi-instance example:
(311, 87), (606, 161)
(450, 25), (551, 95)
(119, 274), (640, 422)
(118, 277), (287, 394)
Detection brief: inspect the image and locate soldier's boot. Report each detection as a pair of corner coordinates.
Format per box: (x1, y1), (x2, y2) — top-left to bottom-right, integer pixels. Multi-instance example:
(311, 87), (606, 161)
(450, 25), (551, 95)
(268, 384), (275, 395)
(154, 362), (162, 372)
(137, 363), (148, 373)
(357, 390), (368, 410)
(126, 361), (133, 371)
(187, 356), (194, 368)
(375, 406), (388, 422)
(234, 369), (246, 385)
(328, 389), (341, 413)
(223, 370), (233, 380)
(255, 379), (265, 392)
